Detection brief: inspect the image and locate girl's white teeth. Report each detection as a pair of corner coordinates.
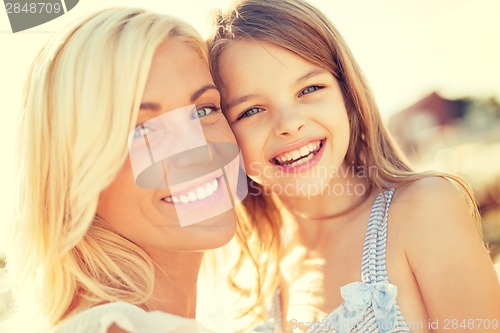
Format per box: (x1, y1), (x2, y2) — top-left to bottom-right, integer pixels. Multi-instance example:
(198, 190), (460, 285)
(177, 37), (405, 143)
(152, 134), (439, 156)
(291, 150), (301, 160)
(163, 179), (219, 203)
(274, 140), (322, 165)
(288, 153), (314, 167)
(299, 146), (309, 156)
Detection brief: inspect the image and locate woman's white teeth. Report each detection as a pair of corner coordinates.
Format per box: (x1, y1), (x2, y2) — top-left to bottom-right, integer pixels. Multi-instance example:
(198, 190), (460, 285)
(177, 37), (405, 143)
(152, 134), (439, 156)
(196, 186), (208, 200)
(163, 179), (218, 203)
(274, 140), (321, 165)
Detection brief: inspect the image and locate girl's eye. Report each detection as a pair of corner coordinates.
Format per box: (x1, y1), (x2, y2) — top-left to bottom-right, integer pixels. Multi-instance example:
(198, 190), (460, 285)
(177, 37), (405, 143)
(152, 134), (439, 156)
(237, 107), (264, 120)
(298, 85), (323, 97)
(133, 125), (154, 138)
(191, 106), (221, 119)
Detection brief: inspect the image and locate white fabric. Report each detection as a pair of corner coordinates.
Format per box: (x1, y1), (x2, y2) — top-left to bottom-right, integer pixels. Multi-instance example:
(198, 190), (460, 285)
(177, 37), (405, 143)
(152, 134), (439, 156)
(56, 302), (215, 333)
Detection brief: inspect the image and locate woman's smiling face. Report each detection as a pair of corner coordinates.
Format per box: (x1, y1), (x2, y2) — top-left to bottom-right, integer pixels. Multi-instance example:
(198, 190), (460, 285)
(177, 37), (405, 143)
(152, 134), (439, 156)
(97, 38), (239, 253)
(218, 40), (351, 197)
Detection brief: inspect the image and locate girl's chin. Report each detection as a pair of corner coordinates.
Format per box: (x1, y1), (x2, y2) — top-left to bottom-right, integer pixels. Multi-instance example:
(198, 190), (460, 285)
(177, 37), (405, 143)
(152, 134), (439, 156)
(261, 180), (331, 198)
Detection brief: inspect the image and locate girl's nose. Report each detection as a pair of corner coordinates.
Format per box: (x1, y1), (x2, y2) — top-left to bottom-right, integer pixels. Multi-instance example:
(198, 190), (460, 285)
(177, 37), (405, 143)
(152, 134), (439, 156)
(273, 107), (306, 137)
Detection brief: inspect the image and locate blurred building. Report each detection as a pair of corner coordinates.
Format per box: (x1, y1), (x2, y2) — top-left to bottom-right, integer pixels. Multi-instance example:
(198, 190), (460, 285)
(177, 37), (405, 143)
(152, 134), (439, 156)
(388, 92), (500, 262)
(389, 92), (467, 158)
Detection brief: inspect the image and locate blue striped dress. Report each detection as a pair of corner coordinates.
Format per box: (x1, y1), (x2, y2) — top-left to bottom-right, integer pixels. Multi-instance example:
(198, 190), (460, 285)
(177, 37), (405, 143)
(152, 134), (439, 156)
(254, 189), (412, 333)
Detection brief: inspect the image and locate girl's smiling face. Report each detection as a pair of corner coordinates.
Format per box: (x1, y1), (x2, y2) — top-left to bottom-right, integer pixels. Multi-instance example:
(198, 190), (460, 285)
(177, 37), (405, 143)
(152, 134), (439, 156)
(218, 40), (351, 197)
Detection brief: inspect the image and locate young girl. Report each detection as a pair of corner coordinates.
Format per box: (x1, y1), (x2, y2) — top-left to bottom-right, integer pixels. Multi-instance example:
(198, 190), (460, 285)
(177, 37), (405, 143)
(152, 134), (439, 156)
(208, 0), (500, 332)
(5, 7), (244, 333)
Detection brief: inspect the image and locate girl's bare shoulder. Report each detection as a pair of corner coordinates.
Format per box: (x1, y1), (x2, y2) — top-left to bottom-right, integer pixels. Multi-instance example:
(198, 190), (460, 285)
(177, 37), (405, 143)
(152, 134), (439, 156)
(387, 179), (500, 319)
(390, 176), (474, 227)
(388, 176), (481, 254)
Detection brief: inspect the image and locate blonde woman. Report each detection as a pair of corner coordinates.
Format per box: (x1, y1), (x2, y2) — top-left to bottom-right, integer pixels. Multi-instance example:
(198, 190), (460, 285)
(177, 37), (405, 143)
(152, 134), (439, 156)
(6, 7), (244, 333)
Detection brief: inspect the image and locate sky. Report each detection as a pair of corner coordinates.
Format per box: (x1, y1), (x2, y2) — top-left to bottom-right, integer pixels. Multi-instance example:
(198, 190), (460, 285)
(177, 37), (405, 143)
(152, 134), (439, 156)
(1, 0), (500, 254)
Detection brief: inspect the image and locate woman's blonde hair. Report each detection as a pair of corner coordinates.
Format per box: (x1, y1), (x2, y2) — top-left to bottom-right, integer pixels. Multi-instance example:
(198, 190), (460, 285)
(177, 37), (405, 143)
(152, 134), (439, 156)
(208, 0), (481, 323)
(6, 7), (208, 331)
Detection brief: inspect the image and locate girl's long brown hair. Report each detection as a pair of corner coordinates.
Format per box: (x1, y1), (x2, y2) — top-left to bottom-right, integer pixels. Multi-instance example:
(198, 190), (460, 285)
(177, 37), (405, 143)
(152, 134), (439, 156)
(208, 0), (481, 325)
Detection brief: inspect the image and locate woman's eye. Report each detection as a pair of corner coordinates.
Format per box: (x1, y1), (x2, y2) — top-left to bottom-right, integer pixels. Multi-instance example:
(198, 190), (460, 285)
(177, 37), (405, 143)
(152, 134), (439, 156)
(191, 106), (221, 119)
(237, 107), (264, 120)
(298, 85), (323, 97)
(133, 125), (154, 138)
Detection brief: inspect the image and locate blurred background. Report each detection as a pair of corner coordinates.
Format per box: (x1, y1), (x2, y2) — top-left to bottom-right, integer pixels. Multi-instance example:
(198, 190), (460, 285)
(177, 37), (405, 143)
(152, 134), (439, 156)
(1, 0), (500, 320)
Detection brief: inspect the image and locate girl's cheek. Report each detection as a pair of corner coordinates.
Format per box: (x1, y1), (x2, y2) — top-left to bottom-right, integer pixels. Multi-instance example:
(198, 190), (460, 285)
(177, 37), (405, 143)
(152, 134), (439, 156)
(233, 129), (249, 146)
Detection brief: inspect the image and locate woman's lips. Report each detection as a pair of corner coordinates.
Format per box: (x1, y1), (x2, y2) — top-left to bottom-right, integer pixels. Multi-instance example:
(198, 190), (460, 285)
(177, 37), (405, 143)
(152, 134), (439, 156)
(162, 177), (219, 203)
(161, 175), (225, 208)
(160, 169), (222, 203)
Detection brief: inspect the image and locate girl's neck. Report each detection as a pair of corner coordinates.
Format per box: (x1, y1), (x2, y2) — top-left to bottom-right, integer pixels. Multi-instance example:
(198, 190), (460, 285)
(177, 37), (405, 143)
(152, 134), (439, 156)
(145, 250), (204, 318)
(276, 164), (373, 247)
(279, 164), (370, 214)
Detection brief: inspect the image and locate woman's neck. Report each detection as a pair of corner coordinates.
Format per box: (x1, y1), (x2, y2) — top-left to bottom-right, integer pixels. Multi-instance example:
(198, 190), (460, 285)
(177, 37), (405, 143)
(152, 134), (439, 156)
(145, 250), (204, 318)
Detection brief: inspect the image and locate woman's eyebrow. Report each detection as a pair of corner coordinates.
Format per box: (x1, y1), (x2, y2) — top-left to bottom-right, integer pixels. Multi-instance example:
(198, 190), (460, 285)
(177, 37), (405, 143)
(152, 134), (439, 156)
(190, 84), (219, 102)
(139, 84), (219, 112)
(139, 102), (162, 111)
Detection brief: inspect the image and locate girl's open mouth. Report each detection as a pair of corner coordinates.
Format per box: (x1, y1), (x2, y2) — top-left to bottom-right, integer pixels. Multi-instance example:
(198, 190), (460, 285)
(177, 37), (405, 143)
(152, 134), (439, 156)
(270, 138), (326, 171)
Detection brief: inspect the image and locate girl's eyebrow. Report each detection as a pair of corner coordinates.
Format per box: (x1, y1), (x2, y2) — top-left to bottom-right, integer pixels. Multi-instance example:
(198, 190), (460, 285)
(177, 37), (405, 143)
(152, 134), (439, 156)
(226, 69), (329, 111)
(295, 68), (329, 84)
(226, 93), (258, 111)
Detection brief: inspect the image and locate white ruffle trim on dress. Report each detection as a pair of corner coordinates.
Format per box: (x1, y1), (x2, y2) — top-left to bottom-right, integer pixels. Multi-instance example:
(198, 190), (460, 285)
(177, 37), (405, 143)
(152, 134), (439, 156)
(57, 302), (215, 333)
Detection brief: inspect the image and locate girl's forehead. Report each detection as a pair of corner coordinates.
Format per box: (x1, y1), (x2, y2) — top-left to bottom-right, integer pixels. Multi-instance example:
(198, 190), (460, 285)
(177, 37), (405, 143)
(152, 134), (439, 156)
(221, 40), (317, 73)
